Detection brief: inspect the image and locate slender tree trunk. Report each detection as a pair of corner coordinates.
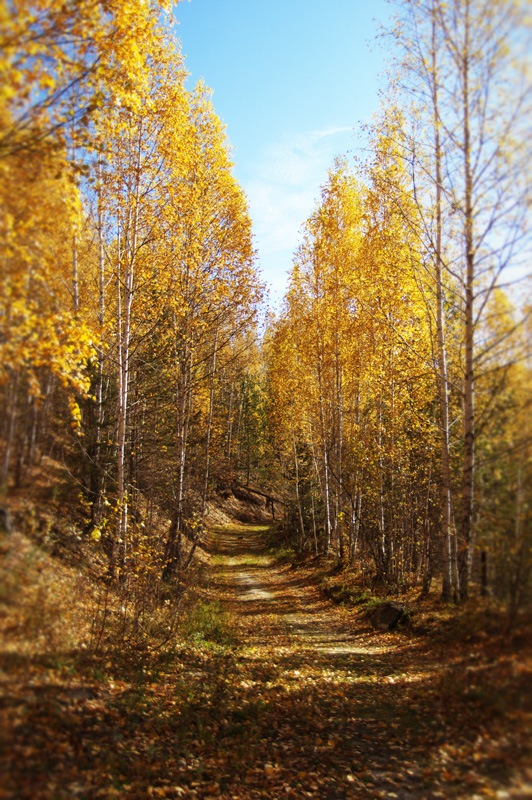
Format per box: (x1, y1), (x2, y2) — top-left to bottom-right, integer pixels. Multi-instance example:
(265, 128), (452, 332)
(163, 269), (194, 580)
(202, 330), (218, 518)
(508, 457), (526, 626)
(335, 346), (344, 565)
(114, 219), (126, 577)
(377, 397), (387, 580)
(164, 351), (192, 579)
(114, 125), (142, 579)
(318, 360), (332, 555)
(310, 480), (319, 556)
(72, 232), (79, 313)
(225, 382), (235, 465)
(429, 6), (455, 602)
(458, 1), (475, 602)
(292, 424), (306, 551)
(90, 159), (107, 527)
(1, 374), (18, 485)
(26, 395), (39, 466)
(309, 429), (324, 554)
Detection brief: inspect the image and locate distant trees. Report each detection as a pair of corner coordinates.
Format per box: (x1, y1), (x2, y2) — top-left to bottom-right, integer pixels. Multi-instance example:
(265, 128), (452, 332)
(268, 156), (437, 589)
(267, 0), (531, 608)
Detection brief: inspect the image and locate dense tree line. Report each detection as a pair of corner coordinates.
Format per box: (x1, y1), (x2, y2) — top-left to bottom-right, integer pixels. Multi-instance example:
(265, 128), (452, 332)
(267, 0), (531, 610)
(0, 2), (264, 587)
(1, 0), (529, 616)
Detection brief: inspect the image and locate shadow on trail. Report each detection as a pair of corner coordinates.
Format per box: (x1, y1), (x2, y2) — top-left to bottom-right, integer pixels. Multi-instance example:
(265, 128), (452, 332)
(204, 525), (269, 558)
(3, 523), (528, 800)
(203, 522), (530, 799)
(3, 639), (525, 800)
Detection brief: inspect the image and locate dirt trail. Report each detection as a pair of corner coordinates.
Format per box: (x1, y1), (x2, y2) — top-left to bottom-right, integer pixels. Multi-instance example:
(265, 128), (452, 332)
(212, 524), (385, 655)
(205, 523), (530, 800)
(2, 523), (529, 800)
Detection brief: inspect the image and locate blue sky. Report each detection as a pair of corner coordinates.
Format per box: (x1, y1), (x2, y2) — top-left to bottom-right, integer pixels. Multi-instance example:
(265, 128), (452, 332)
(172, 0), (394, 304)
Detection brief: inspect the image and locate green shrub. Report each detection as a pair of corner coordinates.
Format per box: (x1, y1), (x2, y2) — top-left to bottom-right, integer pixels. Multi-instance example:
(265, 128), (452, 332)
(181, 601), (237, 647)
(322, 581), (377, 608)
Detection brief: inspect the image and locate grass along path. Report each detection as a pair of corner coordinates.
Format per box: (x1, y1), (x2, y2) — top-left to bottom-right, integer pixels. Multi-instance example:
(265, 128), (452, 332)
(1, 523), (530, 799)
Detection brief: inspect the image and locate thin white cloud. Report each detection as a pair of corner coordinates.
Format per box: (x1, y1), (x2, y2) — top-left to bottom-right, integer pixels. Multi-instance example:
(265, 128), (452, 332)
(244, 126), (354, 300)
(257, 127), (352, 187)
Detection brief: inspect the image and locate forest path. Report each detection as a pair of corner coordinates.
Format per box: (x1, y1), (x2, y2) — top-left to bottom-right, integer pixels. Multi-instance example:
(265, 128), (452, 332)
(202, 523), (529, 800)
(3, 523), (528, 800)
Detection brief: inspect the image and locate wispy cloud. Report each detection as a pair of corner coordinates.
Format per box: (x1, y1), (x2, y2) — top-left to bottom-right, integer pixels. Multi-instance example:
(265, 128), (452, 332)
(257, 127), (352, 188)
(244, 126), (354, 300)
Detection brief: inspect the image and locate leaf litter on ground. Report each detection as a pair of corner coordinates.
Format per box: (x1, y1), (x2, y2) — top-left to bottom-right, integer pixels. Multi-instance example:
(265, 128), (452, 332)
(1, 522), (531, 798)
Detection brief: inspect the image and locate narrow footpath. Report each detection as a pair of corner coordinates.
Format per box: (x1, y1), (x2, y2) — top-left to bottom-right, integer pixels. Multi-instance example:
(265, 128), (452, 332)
(2, 523), (530, 800)
(199, 523), (530, 800)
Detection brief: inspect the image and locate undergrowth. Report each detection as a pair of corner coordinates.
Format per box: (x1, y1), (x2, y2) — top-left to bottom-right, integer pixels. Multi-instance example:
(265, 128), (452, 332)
(0, 515), (235, 674)
(180, 600), (239, 648)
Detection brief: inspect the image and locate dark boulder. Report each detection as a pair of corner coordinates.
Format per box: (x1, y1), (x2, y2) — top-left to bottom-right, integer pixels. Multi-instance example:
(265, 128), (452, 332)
(0, 508), (13, 536)
(368, 601), (408, 631)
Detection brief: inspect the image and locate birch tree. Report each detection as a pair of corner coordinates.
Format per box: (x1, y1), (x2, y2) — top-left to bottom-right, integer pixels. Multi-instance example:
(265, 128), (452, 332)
(390, 0), (531, 600)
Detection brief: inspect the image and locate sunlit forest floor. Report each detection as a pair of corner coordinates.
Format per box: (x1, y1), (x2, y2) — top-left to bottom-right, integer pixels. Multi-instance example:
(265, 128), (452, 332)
(1, 522), (531, 799)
